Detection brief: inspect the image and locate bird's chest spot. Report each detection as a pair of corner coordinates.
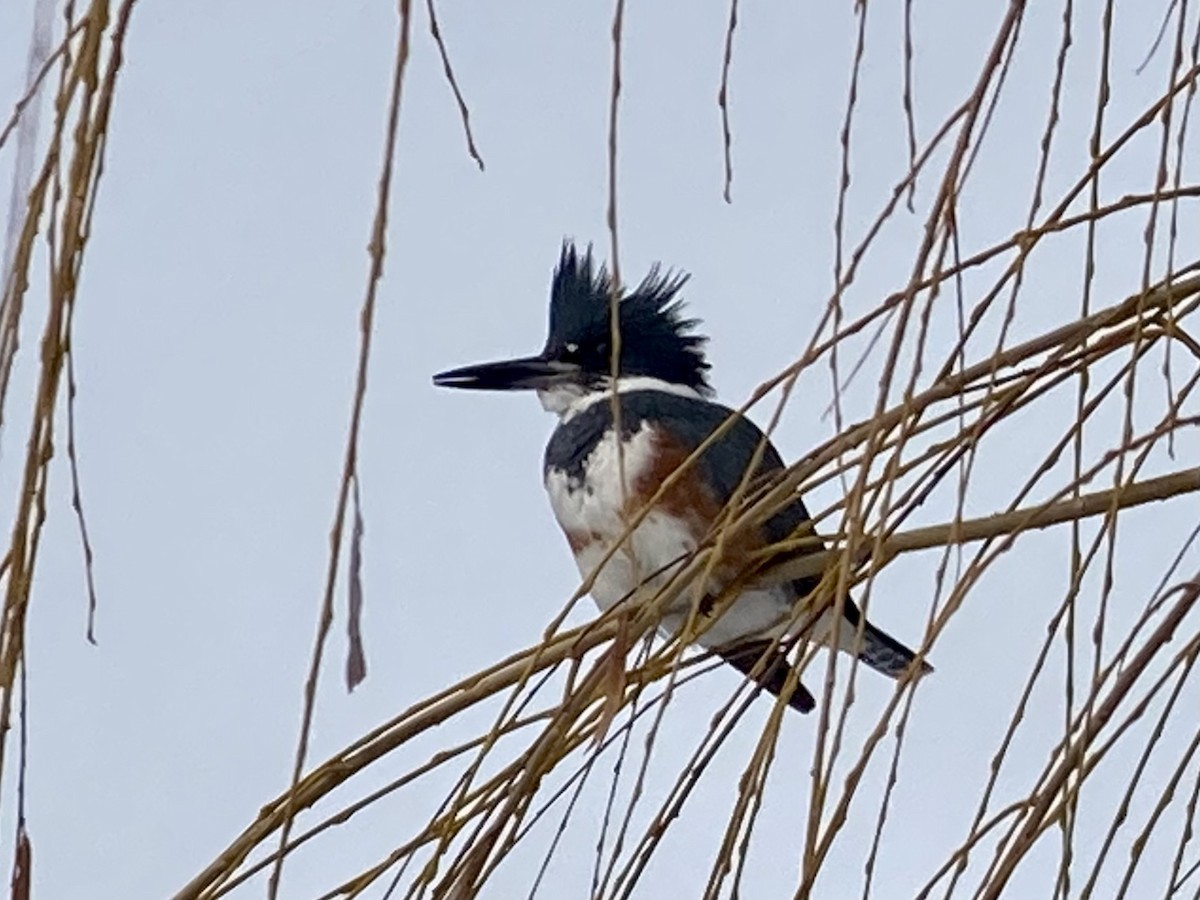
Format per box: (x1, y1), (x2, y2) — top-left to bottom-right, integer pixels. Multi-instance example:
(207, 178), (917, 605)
(545, 424), (656, 545)
(544, 425), (702, 608)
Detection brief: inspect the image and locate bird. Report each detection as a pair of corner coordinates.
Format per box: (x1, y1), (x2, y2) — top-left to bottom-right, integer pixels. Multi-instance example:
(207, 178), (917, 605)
(432, 242), (931, 713)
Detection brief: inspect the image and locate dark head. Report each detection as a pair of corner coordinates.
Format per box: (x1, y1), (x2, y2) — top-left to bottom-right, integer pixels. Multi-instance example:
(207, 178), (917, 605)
(432, 243), (712, 406)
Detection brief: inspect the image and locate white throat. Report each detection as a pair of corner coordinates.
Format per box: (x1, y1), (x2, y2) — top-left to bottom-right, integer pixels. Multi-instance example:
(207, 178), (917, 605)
(537, 376), (704, 421)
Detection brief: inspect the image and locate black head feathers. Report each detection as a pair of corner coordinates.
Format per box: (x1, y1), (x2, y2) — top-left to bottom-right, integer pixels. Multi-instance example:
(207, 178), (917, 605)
(544, 242), (712, 395)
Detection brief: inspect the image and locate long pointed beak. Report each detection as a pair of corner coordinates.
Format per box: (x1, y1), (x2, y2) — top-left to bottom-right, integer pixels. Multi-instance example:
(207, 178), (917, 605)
(432, 353), (582, 392)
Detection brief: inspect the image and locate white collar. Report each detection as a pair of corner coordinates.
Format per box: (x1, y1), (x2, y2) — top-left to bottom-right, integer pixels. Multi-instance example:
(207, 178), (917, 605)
(537, 376), (705, 422)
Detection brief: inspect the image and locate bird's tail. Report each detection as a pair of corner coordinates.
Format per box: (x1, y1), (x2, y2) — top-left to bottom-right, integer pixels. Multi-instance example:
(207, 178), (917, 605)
(720, 640), (815, 714)
(855, 621), (933, 679)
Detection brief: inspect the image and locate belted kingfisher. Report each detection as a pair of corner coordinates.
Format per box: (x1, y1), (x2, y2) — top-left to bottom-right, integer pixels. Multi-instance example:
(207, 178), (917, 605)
(433, 243), (930, 713)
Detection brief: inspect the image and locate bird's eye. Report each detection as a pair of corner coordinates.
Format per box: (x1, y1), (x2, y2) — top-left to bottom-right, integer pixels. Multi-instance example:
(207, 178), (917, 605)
(564, 342), (579, 356)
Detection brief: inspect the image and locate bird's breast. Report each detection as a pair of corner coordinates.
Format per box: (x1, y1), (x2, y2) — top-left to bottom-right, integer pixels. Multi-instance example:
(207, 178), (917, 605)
(544, 423), (699, 611)
(543, 414), (796, 646)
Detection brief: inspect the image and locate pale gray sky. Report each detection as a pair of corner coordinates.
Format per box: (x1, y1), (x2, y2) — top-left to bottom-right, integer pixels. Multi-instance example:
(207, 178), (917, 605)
(2, 1), (1197, 898)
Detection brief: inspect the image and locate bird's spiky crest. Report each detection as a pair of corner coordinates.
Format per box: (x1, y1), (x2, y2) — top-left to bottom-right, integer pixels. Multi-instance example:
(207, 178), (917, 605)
(546, 242), (713, 395)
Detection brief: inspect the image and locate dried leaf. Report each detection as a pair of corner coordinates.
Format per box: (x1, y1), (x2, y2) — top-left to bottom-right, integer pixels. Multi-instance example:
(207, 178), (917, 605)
(10, 824), (30, 900)
(345, 476), (368, 692)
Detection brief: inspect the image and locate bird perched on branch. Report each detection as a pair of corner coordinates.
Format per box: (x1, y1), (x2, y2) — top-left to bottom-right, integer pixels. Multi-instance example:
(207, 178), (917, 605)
(433, 243), (930, 712)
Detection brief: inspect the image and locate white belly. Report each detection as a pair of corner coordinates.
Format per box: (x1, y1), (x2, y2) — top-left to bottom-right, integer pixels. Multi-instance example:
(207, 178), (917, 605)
(545, 424), (794, 648)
